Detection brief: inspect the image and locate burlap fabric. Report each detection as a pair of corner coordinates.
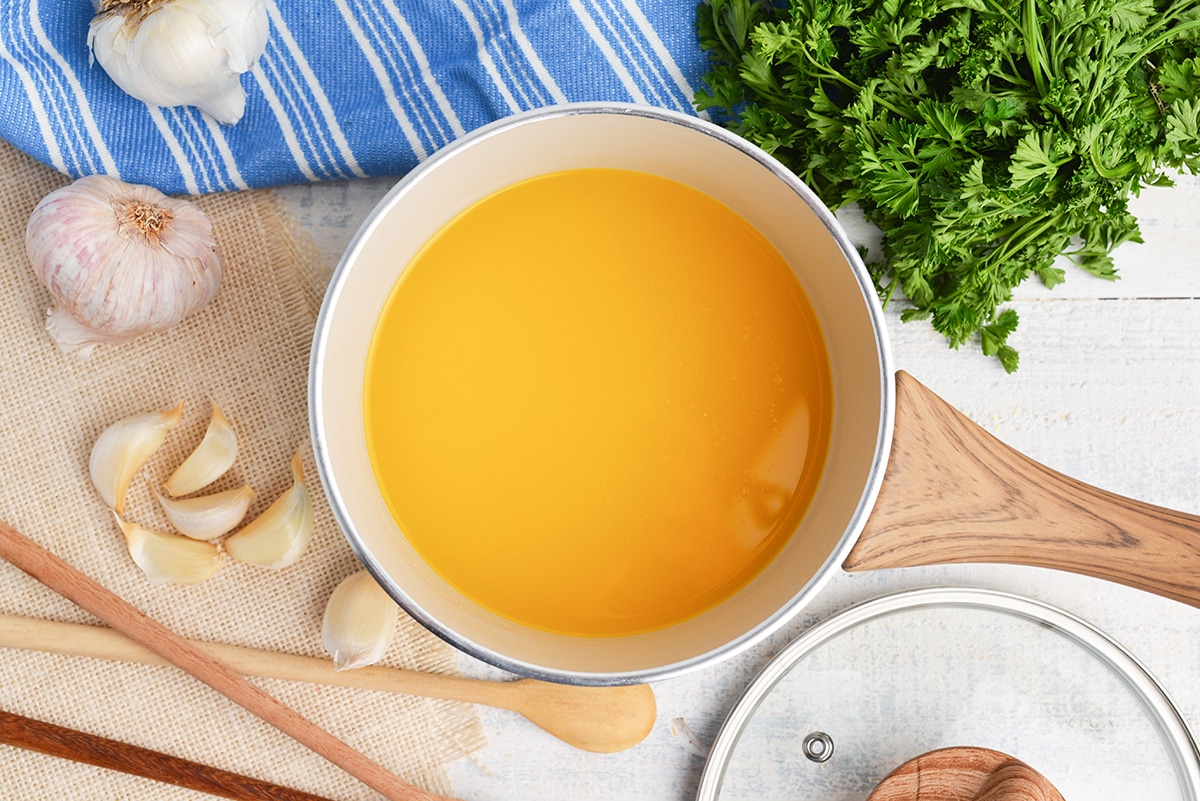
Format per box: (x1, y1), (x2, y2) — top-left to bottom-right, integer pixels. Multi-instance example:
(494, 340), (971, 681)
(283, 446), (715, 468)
(0, 140), (485, 799)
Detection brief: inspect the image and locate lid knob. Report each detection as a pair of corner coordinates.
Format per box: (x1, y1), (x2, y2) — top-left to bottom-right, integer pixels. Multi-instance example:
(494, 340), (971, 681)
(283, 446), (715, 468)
(866, 746), (1064, 801)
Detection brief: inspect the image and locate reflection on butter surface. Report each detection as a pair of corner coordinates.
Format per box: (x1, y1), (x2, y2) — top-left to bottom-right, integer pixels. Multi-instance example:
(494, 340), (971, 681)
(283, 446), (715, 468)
(735, 403), (811, 552)
(364, 169), (831, 636)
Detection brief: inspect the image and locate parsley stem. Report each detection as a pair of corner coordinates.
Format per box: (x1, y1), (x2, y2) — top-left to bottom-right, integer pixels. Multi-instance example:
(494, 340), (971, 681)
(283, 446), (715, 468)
(793, 45), (861, 92)
(1088, 138), (1133, 181)
(792, 45), (921, 123)
(979, 0), (1018, 29)
(1021, 0), (1050, 98)
(1124, 18), (1200, 77)
(1135, 0), (1200, 43)
(878, 276), (898, 310)
(984, 212), (1059, 275)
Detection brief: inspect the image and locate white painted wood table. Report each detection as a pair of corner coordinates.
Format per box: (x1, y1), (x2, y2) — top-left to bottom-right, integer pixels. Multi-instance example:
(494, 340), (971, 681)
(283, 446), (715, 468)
(278, 168), (1200, 801)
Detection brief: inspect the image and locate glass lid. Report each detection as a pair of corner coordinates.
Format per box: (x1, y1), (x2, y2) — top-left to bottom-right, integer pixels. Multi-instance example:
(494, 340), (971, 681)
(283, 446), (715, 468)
(696, 587), (1200, 800)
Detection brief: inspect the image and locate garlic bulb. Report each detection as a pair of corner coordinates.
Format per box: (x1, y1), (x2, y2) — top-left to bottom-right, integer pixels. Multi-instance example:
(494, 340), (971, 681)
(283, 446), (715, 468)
(26, 176), (223, 356)
(91, 401), (184, 516)
(224, 450), (314, 569)
(156, 484), (255, 540)
(165, 402), (238, 496)
(88, 0), (269, 124)
(322, 570), (399, 671)
(117, 515), (222, 584)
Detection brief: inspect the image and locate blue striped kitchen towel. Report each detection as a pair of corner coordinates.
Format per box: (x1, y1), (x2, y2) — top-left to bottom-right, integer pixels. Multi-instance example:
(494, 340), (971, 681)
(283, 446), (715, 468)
(0, 0), (708, 195)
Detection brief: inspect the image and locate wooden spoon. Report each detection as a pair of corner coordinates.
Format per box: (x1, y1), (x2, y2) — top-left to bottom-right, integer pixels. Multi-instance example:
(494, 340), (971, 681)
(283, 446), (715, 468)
(0, 613), (656, 754)
(866, 747), (1064, 801)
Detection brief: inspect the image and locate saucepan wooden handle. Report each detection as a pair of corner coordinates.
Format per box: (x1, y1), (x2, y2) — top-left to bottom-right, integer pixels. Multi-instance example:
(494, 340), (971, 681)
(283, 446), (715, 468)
(845, 370), (1200, 608)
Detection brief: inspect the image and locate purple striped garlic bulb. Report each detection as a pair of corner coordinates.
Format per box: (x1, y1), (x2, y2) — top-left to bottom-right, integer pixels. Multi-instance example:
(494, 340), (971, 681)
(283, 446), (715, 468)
(25, 175), (223, 357)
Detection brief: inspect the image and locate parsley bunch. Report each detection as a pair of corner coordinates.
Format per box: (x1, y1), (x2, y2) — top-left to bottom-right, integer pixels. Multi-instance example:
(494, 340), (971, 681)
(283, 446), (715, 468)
(697, 0), (1200, 370)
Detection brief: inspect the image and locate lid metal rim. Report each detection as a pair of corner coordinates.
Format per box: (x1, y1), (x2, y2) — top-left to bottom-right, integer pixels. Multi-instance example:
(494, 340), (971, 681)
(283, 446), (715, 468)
(695, 586), (1200, 801)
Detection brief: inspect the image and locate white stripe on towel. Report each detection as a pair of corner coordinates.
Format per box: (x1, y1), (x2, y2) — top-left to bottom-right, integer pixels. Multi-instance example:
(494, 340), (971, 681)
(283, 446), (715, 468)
(261, 43), (345, 179)
(475, 0), (540, 108)
(332, 0), (429, 160)
(6, 5), (84, 172)
(202, 114), (249, 191)
(378, 0), (465, 138)
(616, 0), (704, 116)
(266, 0), (367, 177)
(451, 0), (523, 113)
(497, 0), (567, 104)
(168, 107), (222, 191)
(593, 0), (670, 107)
(567, 0), (647, 103)
(0, 21), (65, 172)
(147, 106), (201, 194)
(29, 0), (120, 176)
(250, 62), (321, 182)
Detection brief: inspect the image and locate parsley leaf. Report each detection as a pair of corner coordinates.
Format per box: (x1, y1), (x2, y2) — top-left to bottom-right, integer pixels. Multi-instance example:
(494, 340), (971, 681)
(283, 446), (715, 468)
(696, 0), (1200, 371)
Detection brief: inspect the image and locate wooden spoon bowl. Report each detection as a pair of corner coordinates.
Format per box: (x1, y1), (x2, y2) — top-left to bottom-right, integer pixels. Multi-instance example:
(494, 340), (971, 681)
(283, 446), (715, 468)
(866, 747), (1064, 801)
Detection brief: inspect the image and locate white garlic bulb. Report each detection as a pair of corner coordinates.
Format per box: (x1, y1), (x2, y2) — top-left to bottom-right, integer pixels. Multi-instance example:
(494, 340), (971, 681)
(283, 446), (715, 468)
(26, 175), (223, 356)
(88, 0), (269, 125)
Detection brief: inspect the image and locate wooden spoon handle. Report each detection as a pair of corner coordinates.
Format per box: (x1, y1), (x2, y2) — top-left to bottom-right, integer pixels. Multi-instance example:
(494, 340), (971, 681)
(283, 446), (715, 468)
(0, 612), (504, 706)
(845, 371), (1200, 608)
(0, 709), (334, 801)
(0, 521), (451, 801)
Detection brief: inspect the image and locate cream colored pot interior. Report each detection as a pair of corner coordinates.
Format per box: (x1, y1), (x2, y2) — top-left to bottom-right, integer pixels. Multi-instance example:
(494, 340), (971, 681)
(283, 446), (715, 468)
(312, 106), (891, 682)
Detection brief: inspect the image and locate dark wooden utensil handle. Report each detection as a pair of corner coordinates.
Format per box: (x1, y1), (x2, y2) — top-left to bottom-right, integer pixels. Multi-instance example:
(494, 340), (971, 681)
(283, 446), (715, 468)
(0, 520), (450, 801)
(0, 709), (332, 801)
(846, 371), (1200, 608)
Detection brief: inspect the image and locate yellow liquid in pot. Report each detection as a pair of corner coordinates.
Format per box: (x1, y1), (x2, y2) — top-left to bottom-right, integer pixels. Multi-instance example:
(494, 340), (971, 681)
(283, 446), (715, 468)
(364, 169), (831, 636)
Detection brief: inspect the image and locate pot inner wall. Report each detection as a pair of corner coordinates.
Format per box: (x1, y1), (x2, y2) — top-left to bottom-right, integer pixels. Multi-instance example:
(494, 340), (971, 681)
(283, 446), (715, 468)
(314, 107), (891, 680)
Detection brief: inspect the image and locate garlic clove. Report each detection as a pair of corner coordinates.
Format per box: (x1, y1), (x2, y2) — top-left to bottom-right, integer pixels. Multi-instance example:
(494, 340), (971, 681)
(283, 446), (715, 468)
(322, 570), (400, 671)
(224, 450), (313, 569)
(90, 401), (185, 516)
(156, 484), (256, 541)
(117, 515), (222, 585)
(164, 402), (238, 496)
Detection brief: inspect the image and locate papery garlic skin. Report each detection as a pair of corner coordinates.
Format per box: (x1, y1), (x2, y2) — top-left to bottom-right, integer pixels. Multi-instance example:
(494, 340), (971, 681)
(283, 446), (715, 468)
(322, 570), (399, 671)
(165, 402), (238, 496)
(117, 515), (222, 584)
(91, 401), (184, 516)
(224, 450), (313, 569)
(88, 0), (269, 124)
(27, 176), (222, 356)
(156, 484), (255, 540)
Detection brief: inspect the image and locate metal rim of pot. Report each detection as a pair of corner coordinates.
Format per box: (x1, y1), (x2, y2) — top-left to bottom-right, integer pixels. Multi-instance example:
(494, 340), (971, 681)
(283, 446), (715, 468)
(309, 102), (893, 684)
